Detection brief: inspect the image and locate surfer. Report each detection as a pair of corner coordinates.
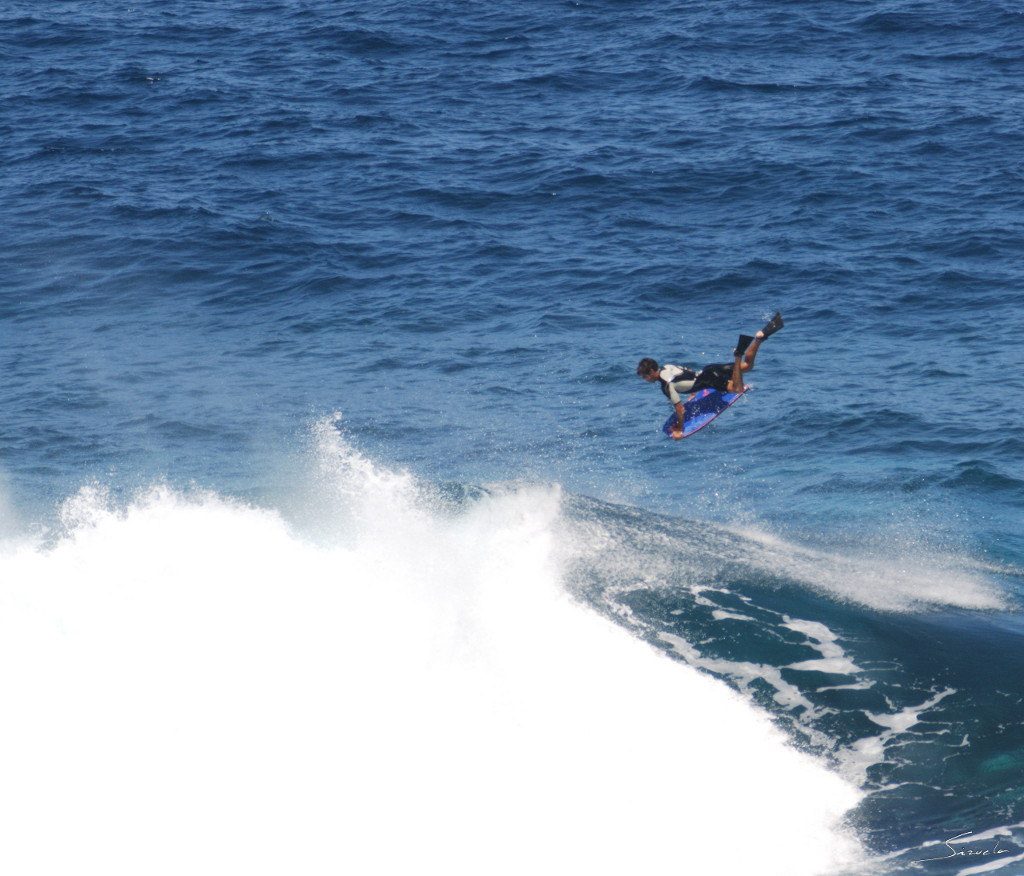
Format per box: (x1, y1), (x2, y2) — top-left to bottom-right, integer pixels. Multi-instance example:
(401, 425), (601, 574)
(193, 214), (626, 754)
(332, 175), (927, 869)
(637, 311), (784, 440)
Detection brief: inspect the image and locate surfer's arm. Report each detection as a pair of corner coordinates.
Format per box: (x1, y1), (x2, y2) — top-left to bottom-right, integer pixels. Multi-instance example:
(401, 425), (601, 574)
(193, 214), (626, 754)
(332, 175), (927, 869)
(670, 401), (685, 439)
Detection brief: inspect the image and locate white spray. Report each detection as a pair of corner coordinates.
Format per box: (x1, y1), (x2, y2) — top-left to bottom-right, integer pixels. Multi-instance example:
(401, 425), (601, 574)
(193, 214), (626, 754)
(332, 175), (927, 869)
(0, 429), (863, 875)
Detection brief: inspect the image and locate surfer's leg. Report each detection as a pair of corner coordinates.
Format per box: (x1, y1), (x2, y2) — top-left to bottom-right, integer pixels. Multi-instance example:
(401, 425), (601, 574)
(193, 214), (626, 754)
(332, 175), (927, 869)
(739, 334), (762, 373)
(728, 332), (762, 391)
(730, 312), (783, 389)
(727, 353), (745, 392)
(736, 312), (783, 380)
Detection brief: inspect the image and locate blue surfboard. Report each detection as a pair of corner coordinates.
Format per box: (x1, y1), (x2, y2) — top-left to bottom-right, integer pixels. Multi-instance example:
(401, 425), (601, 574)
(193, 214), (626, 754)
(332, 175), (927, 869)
(662, 386), (749, 438)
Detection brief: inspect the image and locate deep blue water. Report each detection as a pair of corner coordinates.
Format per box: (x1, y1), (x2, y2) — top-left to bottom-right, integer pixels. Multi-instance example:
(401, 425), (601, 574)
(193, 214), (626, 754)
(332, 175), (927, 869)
(3, 2), (1024, 873)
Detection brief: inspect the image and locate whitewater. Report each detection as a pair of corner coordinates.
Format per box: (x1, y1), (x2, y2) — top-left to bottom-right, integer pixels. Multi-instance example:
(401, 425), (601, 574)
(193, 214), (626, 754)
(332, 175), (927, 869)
(0, 424), (862, 876)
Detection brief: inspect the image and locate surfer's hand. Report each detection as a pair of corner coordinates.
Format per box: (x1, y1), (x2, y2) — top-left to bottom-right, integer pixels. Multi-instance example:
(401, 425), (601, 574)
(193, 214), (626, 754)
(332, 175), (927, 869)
(670, 428), (683, 440)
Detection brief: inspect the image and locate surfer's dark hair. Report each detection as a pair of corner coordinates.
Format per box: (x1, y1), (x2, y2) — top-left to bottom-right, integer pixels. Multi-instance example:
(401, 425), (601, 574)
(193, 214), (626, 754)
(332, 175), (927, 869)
(637, 358), (659, 376)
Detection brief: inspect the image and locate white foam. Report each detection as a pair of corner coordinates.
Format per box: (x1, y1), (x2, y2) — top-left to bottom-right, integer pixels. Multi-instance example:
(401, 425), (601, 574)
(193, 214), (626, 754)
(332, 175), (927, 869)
(834, 688), (957, 786)
(730, 525), (1005, 612)
(0, 434), (864, 876)
(659, 631), (820, 715)
(784, 617), (864, 676)
(712, 609), (756, 622)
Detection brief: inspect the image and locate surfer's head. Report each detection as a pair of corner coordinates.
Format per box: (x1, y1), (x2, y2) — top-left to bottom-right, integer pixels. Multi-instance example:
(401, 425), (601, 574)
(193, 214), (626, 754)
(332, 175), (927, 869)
(637, 358), (660, 382)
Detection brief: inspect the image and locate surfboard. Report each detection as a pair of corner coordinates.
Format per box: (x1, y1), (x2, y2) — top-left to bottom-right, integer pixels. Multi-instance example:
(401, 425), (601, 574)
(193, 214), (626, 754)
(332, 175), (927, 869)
(662, 386), (749, 438)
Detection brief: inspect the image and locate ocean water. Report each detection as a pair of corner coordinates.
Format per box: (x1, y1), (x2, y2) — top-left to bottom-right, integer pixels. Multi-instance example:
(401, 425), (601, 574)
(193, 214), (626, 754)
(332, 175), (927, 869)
(2, 1), (1023, 873)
